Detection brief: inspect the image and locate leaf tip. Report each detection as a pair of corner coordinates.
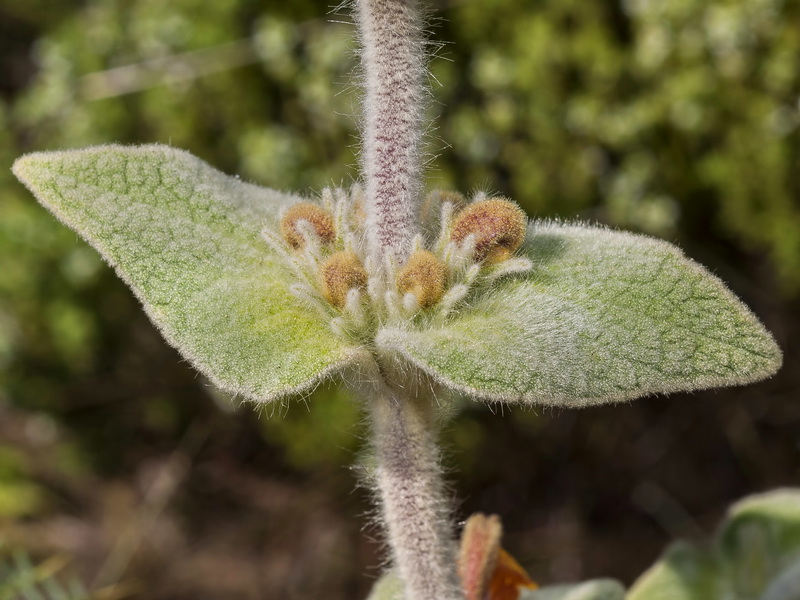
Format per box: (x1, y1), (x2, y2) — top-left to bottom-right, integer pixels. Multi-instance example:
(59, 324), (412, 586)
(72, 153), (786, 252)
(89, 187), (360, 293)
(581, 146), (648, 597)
(740, 326), (784, 385)
(11, 152), (45, 186)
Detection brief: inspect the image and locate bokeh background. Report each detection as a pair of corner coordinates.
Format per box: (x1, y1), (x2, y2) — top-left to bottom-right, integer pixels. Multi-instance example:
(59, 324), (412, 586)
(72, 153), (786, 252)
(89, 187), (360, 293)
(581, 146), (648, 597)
(0, 0), (798, 598)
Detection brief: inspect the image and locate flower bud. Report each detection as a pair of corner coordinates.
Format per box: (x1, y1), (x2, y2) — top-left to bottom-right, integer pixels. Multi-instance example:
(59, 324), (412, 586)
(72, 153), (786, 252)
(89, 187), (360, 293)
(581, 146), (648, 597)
(320, 251), (368, 309)
(281, 202), (336, 249)
(396, 250), (447, 309)
(450, 198), (527, 264)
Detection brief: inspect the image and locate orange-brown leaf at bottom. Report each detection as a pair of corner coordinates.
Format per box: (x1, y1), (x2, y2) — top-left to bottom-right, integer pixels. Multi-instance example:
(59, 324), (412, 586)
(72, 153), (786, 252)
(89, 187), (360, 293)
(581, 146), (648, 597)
(485, 548), (538, 600)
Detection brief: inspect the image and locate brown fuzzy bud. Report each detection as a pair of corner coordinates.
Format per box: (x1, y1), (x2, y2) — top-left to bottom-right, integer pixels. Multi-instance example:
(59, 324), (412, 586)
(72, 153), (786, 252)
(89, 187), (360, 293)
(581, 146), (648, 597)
(319, 251), (368, 309)
(396, 250), (447, 308)
(280, 202), (336, 249)
(450, 198), (527, 264)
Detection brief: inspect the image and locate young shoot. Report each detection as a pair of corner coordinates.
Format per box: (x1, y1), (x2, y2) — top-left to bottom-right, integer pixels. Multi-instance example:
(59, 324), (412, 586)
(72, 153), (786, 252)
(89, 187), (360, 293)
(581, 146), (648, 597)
(11, 0), (782, 599)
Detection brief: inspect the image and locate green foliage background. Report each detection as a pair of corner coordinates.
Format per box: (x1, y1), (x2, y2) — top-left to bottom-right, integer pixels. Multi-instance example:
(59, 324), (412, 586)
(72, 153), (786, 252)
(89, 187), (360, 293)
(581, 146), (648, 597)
(0, 0), (797, 598)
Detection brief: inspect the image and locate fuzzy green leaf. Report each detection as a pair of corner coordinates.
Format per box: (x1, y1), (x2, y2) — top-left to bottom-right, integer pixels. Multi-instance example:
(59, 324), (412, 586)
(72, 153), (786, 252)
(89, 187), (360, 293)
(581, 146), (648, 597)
(377, 222), (781, 406)
(519, 579), (625, 600)
(365, 569), (404, 600)
(626, 543), (722, 600)
(628, 489), (800, 600)
(364, 571), (625, 600)
(716, 488), (800, 599)
(12, 145), (364, 402)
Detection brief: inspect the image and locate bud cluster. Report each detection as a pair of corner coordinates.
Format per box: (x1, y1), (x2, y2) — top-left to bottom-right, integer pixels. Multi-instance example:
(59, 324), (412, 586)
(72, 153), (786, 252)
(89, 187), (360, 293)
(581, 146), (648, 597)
(261, 186), (532, 341)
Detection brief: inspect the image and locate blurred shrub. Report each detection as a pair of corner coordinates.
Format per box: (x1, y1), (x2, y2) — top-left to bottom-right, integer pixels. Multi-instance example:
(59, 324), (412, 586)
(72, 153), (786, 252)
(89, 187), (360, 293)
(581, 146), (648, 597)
(0, 446), (46, 518)
(257, 385), (363, 471)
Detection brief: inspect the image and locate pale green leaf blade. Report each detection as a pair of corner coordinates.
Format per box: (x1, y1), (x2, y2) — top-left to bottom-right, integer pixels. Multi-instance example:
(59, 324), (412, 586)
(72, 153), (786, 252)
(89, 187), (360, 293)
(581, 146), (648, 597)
(714, 488), (800, 598)
(628, 489), (800, 600)
(377, 221), (781, 406)
(761, 561), (800, 600)
(12, 145), (363, 402)
(627, 543), (723, 600)
(519, 579), (625, 600)
(365, 569), (403, 600)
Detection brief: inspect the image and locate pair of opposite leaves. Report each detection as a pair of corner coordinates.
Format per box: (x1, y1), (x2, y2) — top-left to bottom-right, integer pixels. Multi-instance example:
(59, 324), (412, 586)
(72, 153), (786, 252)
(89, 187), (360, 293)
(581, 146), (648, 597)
(11, 145), (781, 406)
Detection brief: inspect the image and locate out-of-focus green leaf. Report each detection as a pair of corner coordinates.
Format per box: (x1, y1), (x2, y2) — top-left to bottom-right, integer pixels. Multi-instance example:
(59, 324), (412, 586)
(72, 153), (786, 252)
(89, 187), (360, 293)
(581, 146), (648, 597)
(717, 488), (800, 599)
(366, 569), (403, 600)
(520, 579), (626, 600)
(626, 543), (722, 600)
(629, 489), (800, 600)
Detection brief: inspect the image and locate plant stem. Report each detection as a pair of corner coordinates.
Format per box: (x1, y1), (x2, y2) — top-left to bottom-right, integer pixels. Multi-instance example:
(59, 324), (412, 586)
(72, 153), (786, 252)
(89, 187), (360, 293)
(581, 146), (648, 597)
(355, 2), (459, 597)
(355, 0), (426, 263)
(368, 377), (462, 600)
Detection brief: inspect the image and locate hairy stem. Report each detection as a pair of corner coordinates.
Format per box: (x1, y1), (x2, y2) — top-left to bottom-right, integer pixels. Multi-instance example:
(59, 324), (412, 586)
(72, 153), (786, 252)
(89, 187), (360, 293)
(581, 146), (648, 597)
(354, 2), (457, 597)
(355, 0), (426, 263)
(368, 379), (462, 600)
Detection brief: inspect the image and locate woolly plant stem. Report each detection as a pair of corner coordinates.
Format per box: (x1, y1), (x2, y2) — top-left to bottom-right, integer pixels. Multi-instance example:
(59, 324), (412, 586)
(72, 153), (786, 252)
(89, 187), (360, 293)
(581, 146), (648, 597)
(355, 1), (460, 597)
(355, 0), (426, 263)
(368, 379), (462, 600)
